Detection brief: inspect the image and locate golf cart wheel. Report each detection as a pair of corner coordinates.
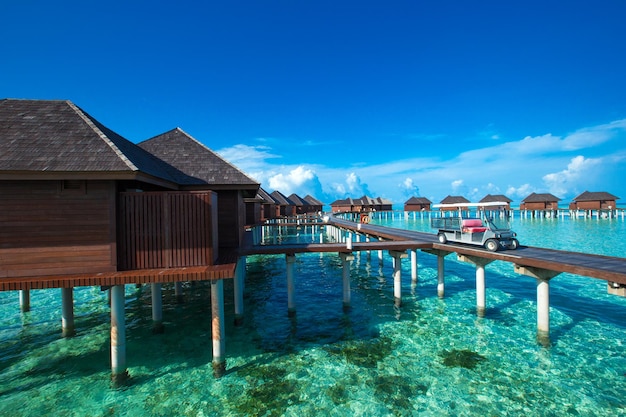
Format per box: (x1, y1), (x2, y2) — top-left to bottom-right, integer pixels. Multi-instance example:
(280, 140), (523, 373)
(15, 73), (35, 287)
(485, 239), (499, 252)
(508, 238), (519, 250)
(438, 233), (447, 244)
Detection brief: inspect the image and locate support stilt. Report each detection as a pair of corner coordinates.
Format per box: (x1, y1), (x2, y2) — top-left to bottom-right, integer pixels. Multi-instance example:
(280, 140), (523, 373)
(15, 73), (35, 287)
(110, 284), (129, 387)
(61, 287), (75, 337)
(151, 283), (164, 334)
(457, 255), (494, 317)
(211, 279), (226, 377)
(19, 289), (30, 312)
(514, 265), (560, 346)
(390, 250), (408, 307)
(286, 254), (296, 317)
(174, 282), (184, 303)
(410, 249), (418, 284)
(340, 253), (354, 310)
(234, 256), (246, 325)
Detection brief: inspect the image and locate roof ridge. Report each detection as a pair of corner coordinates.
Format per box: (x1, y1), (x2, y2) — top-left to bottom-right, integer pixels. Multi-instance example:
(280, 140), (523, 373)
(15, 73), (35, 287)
(67, 101), (138, 171)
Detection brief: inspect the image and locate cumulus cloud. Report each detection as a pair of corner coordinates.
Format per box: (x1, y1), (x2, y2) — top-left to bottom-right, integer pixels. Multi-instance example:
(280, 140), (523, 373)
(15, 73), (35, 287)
(400, 177), (420, 198)
(542, 155), (602, 197)
(267, 166), (320, 196)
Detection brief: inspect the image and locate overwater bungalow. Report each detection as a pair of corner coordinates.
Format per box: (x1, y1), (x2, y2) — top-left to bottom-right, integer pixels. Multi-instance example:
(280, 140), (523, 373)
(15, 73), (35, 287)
(478, 194), (512, 210)
(303, 194), (324, 213)
(245, 187), (277, 224)
(569, 191), (620, 211)
(403, 196), (432, 212)
(438, 195), (471, 212)
(0, 99), (259, 381)
(330, 195), (393, 213)
(520, 192), (561, 211)
(270, 190), (296, 217)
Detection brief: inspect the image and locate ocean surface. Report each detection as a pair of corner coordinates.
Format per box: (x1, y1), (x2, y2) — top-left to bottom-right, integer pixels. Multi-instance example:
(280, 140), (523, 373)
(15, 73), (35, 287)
(1, 212), (626, 416)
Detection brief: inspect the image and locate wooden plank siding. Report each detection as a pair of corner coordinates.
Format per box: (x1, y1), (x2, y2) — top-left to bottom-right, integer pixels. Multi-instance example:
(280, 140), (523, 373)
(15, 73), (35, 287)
(118, 191), (216, 270)
(0, 180), (117, 278)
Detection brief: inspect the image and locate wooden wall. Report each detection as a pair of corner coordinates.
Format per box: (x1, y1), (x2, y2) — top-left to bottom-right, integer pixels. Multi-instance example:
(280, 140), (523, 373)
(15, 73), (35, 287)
(217, 190), (245, 249)
(118, 191), (216, 270)
(0, 180), (116, 278)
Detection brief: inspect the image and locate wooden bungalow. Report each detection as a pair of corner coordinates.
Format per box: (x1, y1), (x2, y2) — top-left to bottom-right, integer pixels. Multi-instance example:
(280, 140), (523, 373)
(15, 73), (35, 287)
(330, 195), (393, 213)
(479, 194), (512, 210)
(245, 187), (277, 223)
(404, 196), (432, 212)
(139, 127), (259, 250)
(303, 195), (324, 213)
(270, 190), (296, 217)
(0, 99), (259, 382)
(569, 191), (620, 211)
(438, 195), (471, 212)
(520, 192), (561, 211)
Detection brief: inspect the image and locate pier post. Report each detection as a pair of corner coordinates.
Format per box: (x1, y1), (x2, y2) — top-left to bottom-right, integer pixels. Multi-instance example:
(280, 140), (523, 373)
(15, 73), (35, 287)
(234, 256), (246, 325)
(174, 282), (184, 303)
(437, 255), (445, 298)
(110, 284), (129, 386)
(424, 249), (451, 298)
(410, 249), (418, 284)
(390, 250), (408, 307)
(151, 283), (164, 334)
(61, 287), (75, 337)
(514, 265), (560, 345)
(211, 279), (226, 377)
(286, 254), (296, 317)
(340, 253), (354, 309)
(457, 255), (494, 317)
(19, 289), (30, 312)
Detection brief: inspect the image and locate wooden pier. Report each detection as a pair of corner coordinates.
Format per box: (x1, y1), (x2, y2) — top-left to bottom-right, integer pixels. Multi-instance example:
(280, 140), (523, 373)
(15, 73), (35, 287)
(240, 213), (626, 346)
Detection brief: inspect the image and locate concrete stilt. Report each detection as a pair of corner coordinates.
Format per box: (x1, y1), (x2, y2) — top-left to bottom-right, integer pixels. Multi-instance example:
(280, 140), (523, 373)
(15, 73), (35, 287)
(437, 255), (445, 298)
(410, 249), (418, 284)
(110, 284), (129, 386)
(174, 282), (184, 303)
(19, 289), (30, 312)
(151, 283), (164, 334)
(234, 256), (246, 326)
(457, 255), (494, 317)
(211, 279), (226, 377)
(340, 253), (354, 310)
(378, 249), (383, 266)
(286, 254), (296, 317)
(514, 265), (560, 346)
(390, 250), (408, 307)
(61, 287), (75, 337)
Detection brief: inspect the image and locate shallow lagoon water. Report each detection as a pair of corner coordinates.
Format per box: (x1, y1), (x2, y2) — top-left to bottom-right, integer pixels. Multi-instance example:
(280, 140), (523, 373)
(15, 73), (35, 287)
(1, 213), (626, 416)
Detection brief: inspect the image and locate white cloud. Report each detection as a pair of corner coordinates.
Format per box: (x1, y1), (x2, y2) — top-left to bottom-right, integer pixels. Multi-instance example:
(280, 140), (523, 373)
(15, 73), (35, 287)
(268, 166), (316, 196)
(542, 155), (602, 197)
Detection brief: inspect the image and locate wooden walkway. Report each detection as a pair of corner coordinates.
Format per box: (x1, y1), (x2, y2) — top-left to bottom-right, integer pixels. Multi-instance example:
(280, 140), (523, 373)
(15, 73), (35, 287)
(243, 214), (626, 286)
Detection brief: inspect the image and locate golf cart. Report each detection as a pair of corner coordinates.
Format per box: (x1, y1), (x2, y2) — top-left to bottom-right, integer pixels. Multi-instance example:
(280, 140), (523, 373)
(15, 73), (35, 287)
(431, 216), (519, 252)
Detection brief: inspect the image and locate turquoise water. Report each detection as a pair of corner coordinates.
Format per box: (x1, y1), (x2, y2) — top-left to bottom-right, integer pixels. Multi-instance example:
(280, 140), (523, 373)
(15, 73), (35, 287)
(1, 213), (626, 416)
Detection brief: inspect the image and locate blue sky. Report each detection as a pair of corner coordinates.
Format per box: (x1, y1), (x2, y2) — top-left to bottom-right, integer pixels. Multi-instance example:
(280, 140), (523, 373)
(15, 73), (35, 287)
(2, 1), (626, 205)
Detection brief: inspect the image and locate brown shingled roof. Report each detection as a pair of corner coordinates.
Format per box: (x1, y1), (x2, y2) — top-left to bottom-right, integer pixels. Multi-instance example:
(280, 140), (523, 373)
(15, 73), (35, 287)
(522, 192), (561, 203)
(0, 99), (177, 185)
(572, 191), (620, 202)
(138, 128), (259, 190)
